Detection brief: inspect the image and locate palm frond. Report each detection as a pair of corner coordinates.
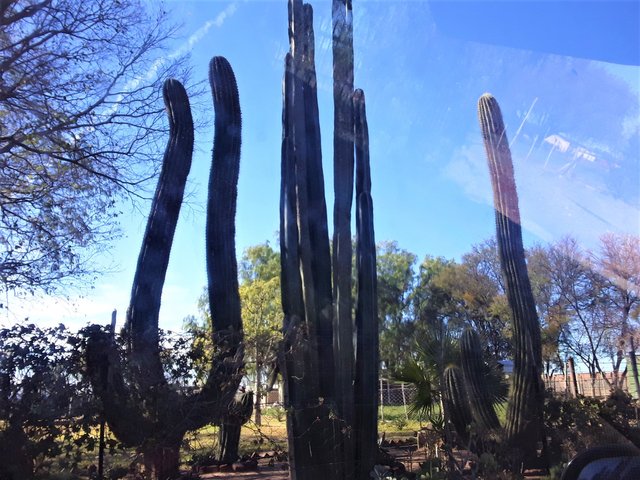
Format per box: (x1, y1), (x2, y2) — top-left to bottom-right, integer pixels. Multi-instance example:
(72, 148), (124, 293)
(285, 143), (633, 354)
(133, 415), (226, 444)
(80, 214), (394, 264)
(394, 357), (439, 417)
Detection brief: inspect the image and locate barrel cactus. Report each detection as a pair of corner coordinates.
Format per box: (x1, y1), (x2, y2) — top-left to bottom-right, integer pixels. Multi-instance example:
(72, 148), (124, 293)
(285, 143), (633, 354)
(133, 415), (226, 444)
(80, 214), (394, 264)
(85, 58), (246, 480)
(478, 93), (545, 464)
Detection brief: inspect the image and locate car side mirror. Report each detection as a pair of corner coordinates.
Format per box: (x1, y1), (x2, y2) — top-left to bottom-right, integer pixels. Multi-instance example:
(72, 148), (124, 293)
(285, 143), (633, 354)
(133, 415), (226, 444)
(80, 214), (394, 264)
(561, 444), (640, 480)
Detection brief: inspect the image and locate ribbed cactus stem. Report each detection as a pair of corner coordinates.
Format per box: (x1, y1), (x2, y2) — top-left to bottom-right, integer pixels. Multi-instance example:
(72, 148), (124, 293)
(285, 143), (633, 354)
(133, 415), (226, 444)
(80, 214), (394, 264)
(353, 88), (378, 478)
(207, 57), (242, 339)
(332, 0), (355, 431)
(478, 93), (545, 462)
(443, 365), (473, 444)
(302, 2), (335, 401)
(460, 329), (501, 431)
(280, 52), (306, 406)
(127, 79), (194, 393)
(280, 4), (336, 477)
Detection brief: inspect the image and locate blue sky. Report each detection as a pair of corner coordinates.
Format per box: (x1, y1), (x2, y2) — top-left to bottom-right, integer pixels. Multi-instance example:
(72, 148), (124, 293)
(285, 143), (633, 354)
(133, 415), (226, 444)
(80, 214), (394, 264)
(4, 1), (639, 333)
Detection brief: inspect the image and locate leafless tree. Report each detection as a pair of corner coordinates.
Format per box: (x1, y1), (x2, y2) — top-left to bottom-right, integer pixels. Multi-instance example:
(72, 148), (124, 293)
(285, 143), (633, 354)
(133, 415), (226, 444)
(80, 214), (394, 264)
(0, 0), (187, 293)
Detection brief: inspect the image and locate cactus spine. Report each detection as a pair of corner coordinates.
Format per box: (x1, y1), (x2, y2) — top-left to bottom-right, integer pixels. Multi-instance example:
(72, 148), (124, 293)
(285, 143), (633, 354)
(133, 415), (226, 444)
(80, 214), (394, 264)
(443, 365), (473, 444)
(280, 1), (378, 478)
(85, 60), (245, 480)
(460, 329), (501, 431)
(478, 93), (545, 463)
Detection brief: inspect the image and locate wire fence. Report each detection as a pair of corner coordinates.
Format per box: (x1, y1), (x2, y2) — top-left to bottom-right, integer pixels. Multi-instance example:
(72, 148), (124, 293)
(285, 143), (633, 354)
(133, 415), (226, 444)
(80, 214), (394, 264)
(260, 373), (631, 418)
(545, 373), (630, 399)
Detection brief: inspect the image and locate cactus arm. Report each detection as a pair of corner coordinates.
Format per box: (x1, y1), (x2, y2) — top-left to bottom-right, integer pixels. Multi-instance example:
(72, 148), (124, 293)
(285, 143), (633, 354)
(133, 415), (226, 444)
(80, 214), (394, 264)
(353, 88), (379, 479)
(478, 93), (545, 461)
(86, 79), (194, 472)
(280, 52), (310, 478)
(288, 2), (323, 401)
(207, 56), (242, 338)
(126, 79), (194, 392)
(302, 2), (335, 403)
(193, 57), (245, 417)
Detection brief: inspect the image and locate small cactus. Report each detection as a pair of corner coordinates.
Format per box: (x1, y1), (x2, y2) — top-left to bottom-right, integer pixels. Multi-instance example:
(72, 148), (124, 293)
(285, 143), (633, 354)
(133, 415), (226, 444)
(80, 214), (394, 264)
(443, 365), (473, 444)
(460, 329), (501, 431)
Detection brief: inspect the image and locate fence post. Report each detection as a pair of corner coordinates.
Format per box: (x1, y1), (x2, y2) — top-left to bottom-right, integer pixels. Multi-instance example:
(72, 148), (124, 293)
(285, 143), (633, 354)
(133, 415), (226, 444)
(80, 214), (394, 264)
(401, 382), (408, 420)
(379, 377), (384, 421)
(567, 358), (579, 398)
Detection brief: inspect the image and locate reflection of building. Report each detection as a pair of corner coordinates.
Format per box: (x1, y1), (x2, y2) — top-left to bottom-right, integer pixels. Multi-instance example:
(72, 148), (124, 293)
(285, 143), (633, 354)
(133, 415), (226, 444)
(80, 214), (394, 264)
(542, 133), (607, 178)
(545, 134), (570, 153)
(544, 134), (597, 162)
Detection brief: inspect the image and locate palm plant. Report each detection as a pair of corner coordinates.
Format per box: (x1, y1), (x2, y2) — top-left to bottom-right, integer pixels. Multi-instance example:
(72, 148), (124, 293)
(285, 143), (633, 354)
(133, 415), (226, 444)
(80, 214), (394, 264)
(395, 320), (459, 424)
(396, 321), (508, 446)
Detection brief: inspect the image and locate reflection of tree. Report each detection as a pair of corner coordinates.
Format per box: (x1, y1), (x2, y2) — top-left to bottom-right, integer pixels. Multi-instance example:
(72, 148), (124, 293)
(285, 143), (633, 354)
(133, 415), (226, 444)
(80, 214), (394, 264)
(528, 234), (640, 391)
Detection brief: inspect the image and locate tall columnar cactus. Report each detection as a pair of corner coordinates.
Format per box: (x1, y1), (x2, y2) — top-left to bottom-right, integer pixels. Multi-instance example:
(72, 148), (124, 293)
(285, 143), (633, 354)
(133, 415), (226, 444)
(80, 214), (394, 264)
(205, 56), (244, 386)
(85, 59), (245, 480)
(353, 88), (379, 478)
(280, 1), (378, 479)
(478, 93), (545, 463)
(332, 0), (356, 434)
(443, 365), (473, 444)
(460, 329), (501, 431)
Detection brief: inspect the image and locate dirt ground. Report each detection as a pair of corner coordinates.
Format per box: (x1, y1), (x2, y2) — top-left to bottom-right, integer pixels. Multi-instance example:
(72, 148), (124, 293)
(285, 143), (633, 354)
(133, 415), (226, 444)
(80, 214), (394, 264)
(191, 443), (428, 479)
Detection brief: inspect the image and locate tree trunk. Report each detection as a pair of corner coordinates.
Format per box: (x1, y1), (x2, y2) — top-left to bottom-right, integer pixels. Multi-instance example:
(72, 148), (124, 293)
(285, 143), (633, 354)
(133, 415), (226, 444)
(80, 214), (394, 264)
(629, 338), (640, 400)
(255, 360), (262, 426)
(143, 441), (181, 480)
(568, 357), (579, 398)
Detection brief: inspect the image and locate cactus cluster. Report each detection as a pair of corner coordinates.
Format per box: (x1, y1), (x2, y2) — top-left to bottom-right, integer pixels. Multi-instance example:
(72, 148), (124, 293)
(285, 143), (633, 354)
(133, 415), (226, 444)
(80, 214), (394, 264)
(478, 93), (545, 464)
(85, 57), (246, 480)
(279, 1), (378, 478)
